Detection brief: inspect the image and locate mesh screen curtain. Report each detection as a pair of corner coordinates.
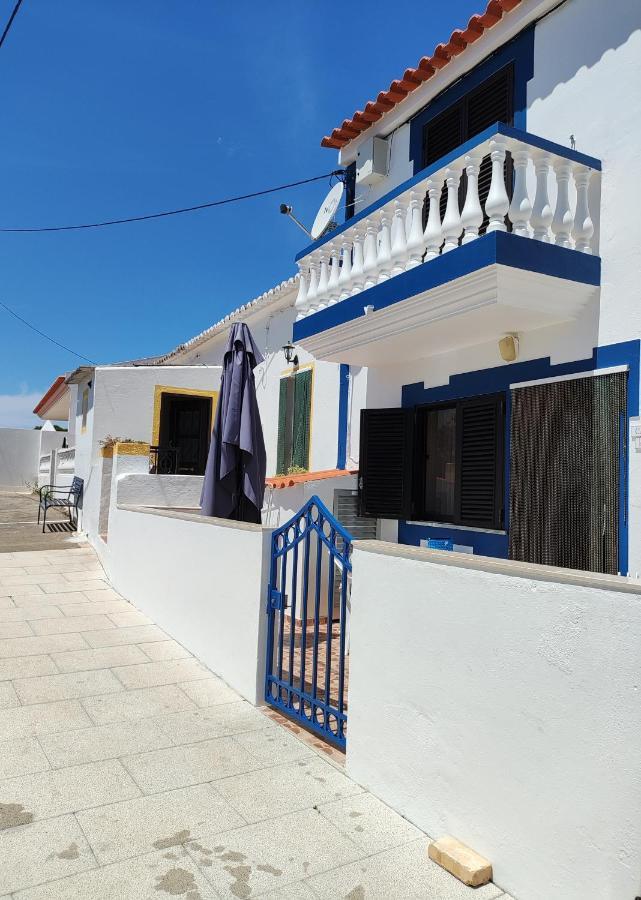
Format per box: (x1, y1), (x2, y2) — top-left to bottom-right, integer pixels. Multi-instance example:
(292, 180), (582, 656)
(509, 372), (627, 575)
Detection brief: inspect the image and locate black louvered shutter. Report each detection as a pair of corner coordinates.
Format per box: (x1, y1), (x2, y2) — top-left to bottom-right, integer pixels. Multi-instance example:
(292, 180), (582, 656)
(359, 408), (414, 519)
(458, 396), (504, 529)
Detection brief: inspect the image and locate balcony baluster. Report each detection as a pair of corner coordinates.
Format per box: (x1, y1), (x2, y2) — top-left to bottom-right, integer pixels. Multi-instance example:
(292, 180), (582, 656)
(460, 154), (484, 243)
(316, 251), (330, 308)
(306, 254), (320, 311)
(442, 168), (463, 252)
(551, 159), (574, 249)
(572, 165), (594, 254)
(338, 239), (352, 299)
(362, 218), (379, 289)
(406, 191), (426, 267)
(390, 198), (410, 275)
(509, 148), (532, 237)
(423, 178), (443, 260)
(327, 242), (341, 303)
(350, 229), (365, 295)
(377, 209), (393, 282)
(294, 264), (309, 319)
(531, 153), (553, 242)
(485, 138), (510, 233)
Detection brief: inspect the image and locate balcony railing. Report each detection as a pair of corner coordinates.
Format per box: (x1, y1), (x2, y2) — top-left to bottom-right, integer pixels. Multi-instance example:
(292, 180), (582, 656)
(56, 447), (76, 474)
(149, 445), (179, 475)
(293, 123), (601, 321)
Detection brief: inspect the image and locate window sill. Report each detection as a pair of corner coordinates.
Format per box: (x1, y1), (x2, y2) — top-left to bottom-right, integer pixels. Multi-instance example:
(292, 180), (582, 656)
(405, 520), (507, 536)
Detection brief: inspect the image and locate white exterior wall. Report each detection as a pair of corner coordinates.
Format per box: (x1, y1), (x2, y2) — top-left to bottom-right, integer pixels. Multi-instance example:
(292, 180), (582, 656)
(107, 504), (271, 705)
(0, 427), (65, 491)
(116, 473), (203, 510)
(170, 293), (364, 477)
(71, 366), (221, 543)
(347, 543), (641, 900)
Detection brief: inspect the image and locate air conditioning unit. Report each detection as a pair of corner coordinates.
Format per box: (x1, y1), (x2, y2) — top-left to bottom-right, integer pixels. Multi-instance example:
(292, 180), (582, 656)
(356, 135), (390, 186)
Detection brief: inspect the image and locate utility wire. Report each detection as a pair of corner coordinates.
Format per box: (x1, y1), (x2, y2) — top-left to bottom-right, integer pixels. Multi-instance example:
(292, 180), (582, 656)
(0, 171), (344, 233)
(0, 0), (24, 51)
(0, 299), (96, 364)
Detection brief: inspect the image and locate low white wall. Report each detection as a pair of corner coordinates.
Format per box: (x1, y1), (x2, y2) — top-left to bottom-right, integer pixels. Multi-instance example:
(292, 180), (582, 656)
(0, 427), (65, 490)
(117, 473), (203, 509)
(347, 543), (641, 900)
(107, 504), (272, 704)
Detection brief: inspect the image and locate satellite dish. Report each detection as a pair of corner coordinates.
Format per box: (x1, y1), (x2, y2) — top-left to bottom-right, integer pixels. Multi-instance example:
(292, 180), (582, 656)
(311, 181), (344, 241)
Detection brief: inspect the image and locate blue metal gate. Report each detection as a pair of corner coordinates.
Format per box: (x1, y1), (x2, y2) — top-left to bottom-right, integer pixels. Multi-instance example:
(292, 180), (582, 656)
(265, 495), (353, 750)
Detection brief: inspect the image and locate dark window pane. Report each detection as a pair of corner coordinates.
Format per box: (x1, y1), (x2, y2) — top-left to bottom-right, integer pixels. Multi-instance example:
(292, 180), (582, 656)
(424, 407), (457, 520)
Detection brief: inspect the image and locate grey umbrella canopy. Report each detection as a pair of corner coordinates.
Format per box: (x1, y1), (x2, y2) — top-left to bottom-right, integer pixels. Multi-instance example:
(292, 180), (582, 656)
(200, 322), (266, 523)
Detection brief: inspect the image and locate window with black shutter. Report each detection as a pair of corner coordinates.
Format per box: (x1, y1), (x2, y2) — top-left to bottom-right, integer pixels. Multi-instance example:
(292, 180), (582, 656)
(358, 408), (414, 519)
(358, 396), (504, 529)
(416, 394), (505, 529)
(422, 65), (514, 234)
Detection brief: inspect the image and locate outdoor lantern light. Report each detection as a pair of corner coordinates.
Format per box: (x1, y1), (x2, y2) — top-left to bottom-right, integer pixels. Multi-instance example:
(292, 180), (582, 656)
(282, 340), (299, 367)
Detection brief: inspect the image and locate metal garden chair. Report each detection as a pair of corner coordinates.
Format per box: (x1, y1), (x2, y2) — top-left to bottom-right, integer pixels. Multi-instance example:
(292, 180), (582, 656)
(38, 476), (83, 533)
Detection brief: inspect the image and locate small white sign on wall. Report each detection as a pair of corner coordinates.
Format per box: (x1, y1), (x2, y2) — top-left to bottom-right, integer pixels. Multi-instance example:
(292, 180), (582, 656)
(631, 417), (641, 452)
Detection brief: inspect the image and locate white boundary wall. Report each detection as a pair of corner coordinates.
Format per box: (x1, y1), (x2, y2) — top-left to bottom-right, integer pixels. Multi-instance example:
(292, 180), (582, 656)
(107, 504), (272, 705)
(0, 427), (65, 490)
(347, 542), (641, 900)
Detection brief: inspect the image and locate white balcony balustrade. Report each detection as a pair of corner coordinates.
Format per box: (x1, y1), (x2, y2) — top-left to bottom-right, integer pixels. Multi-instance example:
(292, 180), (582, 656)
(294, 126), (600, 321)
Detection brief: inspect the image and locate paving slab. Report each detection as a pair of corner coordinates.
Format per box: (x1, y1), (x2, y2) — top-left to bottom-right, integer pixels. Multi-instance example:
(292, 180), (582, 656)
(60, 570), (108, 583)
(121, 735), (265, 794)
(317, 792), (423, 856)
(0, 814), (97, 895)
(1, 699), (93, 741)
(82, 684), (196, 725)
(106, 610), (152, 628)
(57, 600), (131, 617)
(29, 614), (116, 636)
(0, 621), (34, 638)
(213, 757), (363, 825)
(231, 724), (315, 765)
(41, 581), (110, 594)
(12, 669), (124, 705)
(50, 644), (148, 673)
(10, 847), (218, 900)
(81, 624), (168, 647)
(20, 591), (87, 607)
(39, 720), (173, 769)
(0, 633), (88, 659)
(76, 782), (246, 865)
(137, 639), (191, 661)
(306, 839), (506, 900)
(0, 604), (64, 622)
(153, 700), (273, 745)
(0, 655), (58, 682)
(178, 675), (239, 708)
(0, 586), (47, 600)
(0, 738), (51, 780)
(0, 759), (140, 824)
(185, 806), (366, 898)
(111, 657), (209, 690)
(0, 680), (20, 708)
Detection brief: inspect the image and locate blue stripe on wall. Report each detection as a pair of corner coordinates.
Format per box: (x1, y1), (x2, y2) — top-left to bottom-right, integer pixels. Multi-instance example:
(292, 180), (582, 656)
(399, 340), (640, 574)
(336, 363), (349, 470)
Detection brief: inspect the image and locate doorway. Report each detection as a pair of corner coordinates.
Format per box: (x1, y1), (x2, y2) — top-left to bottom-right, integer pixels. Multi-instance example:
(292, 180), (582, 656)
(157, 393), (213, 476)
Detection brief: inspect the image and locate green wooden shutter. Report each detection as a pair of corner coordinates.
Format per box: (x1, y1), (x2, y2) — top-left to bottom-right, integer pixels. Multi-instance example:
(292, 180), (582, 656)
(276, 377), (288, 475)
(292, 369), (312, 470)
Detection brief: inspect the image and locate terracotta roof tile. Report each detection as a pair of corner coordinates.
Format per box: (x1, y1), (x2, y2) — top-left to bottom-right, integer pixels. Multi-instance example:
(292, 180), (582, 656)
(266, 469), (358, 490)
(320, 0), (523, 150)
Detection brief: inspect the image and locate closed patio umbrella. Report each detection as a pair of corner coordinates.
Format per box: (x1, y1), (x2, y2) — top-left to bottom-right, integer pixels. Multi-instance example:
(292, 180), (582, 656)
(200, 322), (266, 523)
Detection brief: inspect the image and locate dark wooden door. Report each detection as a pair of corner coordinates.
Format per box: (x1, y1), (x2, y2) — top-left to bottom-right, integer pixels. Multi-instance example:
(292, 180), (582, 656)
(158, 394), (212, 476)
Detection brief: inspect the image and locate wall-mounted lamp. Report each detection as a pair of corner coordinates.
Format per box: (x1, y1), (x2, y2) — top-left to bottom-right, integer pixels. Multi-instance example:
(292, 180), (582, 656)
(498, 333), (519, 363)
(282, 340), (299, 367)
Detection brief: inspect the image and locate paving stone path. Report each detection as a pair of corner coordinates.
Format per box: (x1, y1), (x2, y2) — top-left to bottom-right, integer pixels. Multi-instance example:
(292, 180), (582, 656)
(0, 496), (515, 899)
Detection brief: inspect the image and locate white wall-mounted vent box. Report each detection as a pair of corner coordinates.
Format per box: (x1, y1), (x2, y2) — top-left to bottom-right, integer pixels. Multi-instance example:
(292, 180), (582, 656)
(356, 135), (390, 186)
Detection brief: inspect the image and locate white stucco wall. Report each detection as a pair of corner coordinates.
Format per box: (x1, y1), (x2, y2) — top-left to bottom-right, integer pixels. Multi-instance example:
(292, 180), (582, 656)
(107, 504), (271, 705)
(116, 473), (204, 510)
(0, 427), (66, 491)
(347, 542), (641, 900)
(71, 366), (221, 543)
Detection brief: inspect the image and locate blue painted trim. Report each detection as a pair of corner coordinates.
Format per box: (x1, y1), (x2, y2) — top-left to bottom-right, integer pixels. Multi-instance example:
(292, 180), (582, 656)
(293, 231), (601, 343)
(295, 122), (600, 263)
(400, 340), (640, 574)
(408, 26), (535, 171)
(336, 364), (349, 470)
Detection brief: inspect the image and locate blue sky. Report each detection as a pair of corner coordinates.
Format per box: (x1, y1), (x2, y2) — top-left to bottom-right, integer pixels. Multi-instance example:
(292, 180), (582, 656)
(0, 0), (482, 426)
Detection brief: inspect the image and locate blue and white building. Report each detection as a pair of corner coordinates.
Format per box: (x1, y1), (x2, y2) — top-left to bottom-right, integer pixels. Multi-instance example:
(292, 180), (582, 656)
(293, 0), (641, 577)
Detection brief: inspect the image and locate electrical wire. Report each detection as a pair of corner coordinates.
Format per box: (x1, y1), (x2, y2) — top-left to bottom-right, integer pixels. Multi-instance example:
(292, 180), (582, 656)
(0, 0), (24, 51)
(0, 299), (96, 363)
(0, 171), (344, 233)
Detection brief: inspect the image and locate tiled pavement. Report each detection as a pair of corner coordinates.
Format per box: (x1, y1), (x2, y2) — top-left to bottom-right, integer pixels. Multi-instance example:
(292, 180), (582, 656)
(0, 541), (516, 899)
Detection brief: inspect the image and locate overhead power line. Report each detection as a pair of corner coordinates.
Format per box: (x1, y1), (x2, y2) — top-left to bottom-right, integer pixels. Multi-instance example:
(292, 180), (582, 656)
(0, 299), (96, 363)
(0, 171), (344, 233)
(0, 0), (24, 51)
